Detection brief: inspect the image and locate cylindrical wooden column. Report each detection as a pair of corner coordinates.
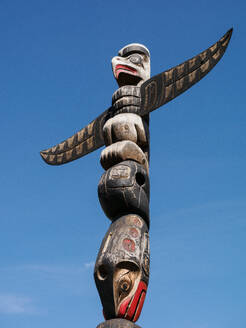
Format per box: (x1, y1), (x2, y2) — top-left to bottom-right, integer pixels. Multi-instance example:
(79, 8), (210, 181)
(94, 43), (151, 327)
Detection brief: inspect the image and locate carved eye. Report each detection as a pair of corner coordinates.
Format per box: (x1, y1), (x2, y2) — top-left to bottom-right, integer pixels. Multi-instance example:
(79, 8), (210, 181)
(119, 277), (132, 294)
(115, 262), (139, 303)
(129, 54), (143, 65)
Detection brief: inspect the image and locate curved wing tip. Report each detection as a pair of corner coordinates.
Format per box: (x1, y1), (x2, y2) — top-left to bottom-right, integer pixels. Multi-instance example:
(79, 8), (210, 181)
(228, 27), (233, 35)
(220, 28), (233, 48)
(40, 151), (50, 164)
(225, 28), (233, 39)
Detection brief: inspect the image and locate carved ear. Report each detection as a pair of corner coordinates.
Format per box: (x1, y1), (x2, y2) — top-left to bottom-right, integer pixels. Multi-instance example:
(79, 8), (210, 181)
(140, 28), (233, 114)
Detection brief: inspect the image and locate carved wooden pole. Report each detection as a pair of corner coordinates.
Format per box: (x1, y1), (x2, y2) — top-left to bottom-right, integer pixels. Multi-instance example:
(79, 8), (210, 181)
(95, 44), (151, 327)
(40, 29), (232, 328)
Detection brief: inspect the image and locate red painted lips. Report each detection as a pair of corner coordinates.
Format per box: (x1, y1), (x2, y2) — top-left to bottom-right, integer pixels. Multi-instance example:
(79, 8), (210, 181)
(115, 64), (137, 79)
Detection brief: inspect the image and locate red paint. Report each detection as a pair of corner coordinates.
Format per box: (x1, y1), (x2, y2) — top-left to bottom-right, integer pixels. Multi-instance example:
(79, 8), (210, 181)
(117, 281), (147, 322)
(122, 238), (135, 252)
(118, 297), (131, 318)
(115, 65), (137, 78)
(132, 290), (146, 322)
(125, 281), (147, 321)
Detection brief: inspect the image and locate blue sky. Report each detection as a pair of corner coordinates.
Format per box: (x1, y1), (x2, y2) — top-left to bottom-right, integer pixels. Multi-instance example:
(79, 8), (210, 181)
(0, 0), (245, 327)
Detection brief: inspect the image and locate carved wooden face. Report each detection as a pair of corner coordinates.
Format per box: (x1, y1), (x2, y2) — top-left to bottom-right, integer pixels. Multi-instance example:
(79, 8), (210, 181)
(94, 214), (150, 322)
(112, 43), (150, 87)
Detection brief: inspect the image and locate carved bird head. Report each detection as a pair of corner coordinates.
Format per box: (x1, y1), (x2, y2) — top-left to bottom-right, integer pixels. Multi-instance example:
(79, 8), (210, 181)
(94, 214), (150, 322)
(112, 43), (150, 87)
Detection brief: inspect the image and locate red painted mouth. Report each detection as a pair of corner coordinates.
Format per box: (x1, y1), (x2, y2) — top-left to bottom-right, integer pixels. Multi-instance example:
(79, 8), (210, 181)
(115, 64), (137, 79)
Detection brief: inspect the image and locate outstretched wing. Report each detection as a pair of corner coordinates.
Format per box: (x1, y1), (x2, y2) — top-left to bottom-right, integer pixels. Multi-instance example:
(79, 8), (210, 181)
(140, 28), (233, 115)
(40, 29), (232, 166)
(40, 109), (110, 165)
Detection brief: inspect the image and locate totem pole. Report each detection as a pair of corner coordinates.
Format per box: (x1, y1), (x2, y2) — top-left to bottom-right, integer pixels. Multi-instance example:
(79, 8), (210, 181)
(40, 29), (232, 328)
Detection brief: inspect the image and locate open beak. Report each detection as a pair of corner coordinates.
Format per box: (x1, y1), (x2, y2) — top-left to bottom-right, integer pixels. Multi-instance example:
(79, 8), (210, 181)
(114, 64), (138, 79)
(112, 59), (142, 87)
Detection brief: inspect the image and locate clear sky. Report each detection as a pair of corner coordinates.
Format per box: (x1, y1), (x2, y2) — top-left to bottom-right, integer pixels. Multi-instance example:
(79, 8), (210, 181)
(0, 0), (245, 327)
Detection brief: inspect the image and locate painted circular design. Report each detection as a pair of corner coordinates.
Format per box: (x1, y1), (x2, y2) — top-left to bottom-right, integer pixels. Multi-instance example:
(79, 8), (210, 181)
(122, 238), (135, 252)
(133, 217), (142, 227)
(125, 215), (143, 228)
(129, 227), (139, 238)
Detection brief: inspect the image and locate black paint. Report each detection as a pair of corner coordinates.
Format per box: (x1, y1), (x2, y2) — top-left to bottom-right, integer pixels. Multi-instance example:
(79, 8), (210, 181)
(98, 160), (150, 227)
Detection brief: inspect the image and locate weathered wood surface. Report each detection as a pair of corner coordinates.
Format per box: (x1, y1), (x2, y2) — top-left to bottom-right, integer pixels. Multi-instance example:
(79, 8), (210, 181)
(103, 113), (147, 147)
(98, 161), (150, 226)
(100, 141), (148, 171)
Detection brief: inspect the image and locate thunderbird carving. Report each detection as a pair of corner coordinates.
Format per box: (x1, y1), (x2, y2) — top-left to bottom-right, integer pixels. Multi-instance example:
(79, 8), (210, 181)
(40, 29), (232, 166)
